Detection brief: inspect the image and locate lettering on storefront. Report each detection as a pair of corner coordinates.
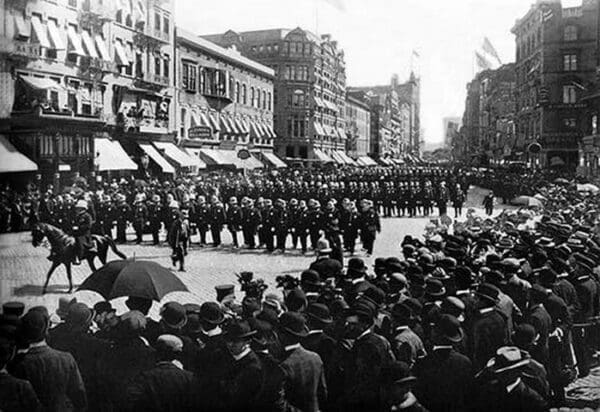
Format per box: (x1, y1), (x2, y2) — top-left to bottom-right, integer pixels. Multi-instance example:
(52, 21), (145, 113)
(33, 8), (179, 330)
(188, 126), (212, 140)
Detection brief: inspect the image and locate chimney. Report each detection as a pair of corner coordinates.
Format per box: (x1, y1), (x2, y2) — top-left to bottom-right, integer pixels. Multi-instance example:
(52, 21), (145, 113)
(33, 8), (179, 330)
(391, 74), (399, 88)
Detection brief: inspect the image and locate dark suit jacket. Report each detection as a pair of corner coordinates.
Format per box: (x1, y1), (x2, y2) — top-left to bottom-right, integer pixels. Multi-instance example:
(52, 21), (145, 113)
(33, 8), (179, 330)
(471, 308), (509, 369)
(126, 362), (198, 412)
(309, 258), (343, 281)
(0, 371), (42, 412)
(345, 332), (395, 410)
(413, 347), (473, 412)
(221, 350), (268, 412)
(280, 345), (327, 412)
(526, 304), (552, 364)
(12, 344), (87, 412)
(475, 380), (548, 412)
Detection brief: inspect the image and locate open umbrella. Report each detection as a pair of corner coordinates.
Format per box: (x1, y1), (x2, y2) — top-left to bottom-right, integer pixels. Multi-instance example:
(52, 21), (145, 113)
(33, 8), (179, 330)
(510, 196), (543, 208)
(533, 194), (547, 201)
(577, 183), (600, 193)
(78, 260), (188, 301)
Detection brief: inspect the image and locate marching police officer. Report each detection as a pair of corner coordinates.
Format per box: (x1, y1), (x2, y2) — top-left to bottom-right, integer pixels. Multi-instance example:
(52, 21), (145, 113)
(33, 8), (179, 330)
(195, 195), (210, 247)
(115, 194), (131, 243)
(147, 194), (164, 245)
(133, 194), (148, 244)
(359, 199), (380, 256)
(209, 196), (226, 247)
(226, 197), (243, 248)
(242, 198), (261, 249)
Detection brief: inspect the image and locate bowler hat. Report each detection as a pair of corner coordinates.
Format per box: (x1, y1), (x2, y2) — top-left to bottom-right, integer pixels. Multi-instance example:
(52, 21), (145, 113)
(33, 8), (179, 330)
(56, 297), (77, 320)
(539, 267), (557, 286)
(391, 302), (413, 320)
(199, 302), (225, 325)
(513, 324), (537, 348)
(225, 319), (257, 340)
(381, 361), (417, 386)
(66, 303), (94, 329)
(362, 286), (386, 307)
(301, 270), (324, 287)
(476, 283), (500, 303)
(118, 311), (147, 337)
(306, 303), (333, 324)
(279, 312), (309, 338)
(160, 302), (187, 329)
(21, 309), (49, 343)
(347, 258), (367, 276)
(435, 314), (464, 343)
(284, 288), (308, 312)
(374, 258), (387, 270)
(440, 296), (465, 317)
(424, 278), (446, 297)
(488, 346), (530, 375)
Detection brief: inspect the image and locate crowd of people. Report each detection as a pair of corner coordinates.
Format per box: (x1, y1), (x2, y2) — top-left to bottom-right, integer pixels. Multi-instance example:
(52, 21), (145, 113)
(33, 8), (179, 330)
(1, 168), (600, 411)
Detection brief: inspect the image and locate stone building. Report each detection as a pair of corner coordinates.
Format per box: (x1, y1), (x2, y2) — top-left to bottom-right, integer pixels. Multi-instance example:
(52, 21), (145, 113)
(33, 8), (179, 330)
(344, 93), (371, 158)
(201, 27), (352, 165)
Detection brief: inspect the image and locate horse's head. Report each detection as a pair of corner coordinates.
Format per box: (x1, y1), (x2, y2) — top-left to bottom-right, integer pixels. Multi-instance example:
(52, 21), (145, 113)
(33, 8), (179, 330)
(31, 223), (46, 247)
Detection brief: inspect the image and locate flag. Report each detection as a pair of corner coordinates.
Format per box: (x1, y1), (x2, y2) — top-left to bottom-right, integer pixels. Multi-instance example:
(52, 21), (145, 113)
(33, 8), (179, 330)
(412, 50), (420, 58)
(482, 37), (502, 65)
(571, 80), (586, 90)
(322, 0), (346, 11)
(475, 51), (493, 71)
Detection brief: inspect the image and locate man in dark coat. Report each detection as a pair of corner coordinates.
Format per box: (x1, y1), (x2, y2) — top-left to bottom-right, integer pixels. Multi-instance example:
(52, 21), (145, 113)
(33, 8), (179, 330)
(525, 284), (552, 365)
(126, 334), (199, 412)
(309, 239), (343, 283)
(279, 312), (327, 412)
(209, 198), (226, 247)
(0, 336), (41, 412)
(242, 198), (261, 249)
(12, 309), (87, 412)
(414, 314), (473, 412)
(358, 199), (380, 256)
(147, 194), (164, 245)
(48, 302), (110, 411)
(115, 193), (131, 243)
(226, 196), (243, 248)
(470, 283), (509, 370)
(132, 194), (148, 244)
(167, 206), (187, 272)
(343, 300), (395, 411)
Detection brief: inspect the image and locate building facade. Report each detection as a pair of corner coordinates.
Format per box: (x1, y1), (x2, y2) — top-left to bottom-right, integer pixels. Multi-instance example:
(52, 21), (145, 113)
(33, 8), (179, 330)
(0, 0), (176, 184)
(344, 94), (370, 157)
(442, 117), (461, 148)
(201, 28), (349, 164)
(512, 0), (599, 169)
(175, 28), (279, 168)
(349, 72), (421, 160)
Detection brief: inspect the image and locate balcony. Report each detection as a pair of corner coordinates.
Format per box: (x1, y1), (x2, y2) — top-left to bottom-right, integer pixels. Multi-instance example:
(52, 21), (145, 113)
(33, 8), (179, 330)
(134, 26), (170, 50)
(0, 39), (43, 59)
(80, 56), (117, 74)
(134, 72), (170, 89)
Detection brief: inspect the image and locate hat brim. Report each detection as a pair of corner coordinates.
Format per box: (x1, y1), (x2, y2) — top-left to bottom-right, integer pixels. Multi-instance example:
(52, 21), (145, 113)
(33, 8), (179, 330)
(318, 248), (332, 254)
(201, 314), (225, 325)
(475, 291), (498, 303)
(443, 327), (464, 343)
(283, 326), (309, 338)
(225, 330), (257, 340)
(307, 312), (333, 324)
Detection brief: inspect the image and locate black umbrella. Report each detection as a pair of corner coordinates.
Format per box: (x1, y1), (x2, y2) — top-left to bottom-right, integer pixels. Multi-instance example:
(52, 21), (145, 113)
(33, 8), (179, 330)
(78, 260), (188, 301)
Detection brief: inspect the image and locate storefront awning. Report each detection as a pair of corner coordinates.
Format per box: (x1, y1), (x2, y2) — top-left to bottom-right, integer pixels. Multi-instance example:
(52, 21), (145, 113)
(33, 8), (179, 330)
(313, 122), (325, 136)
(0, 135), (37, 173)
(235, 118), (249, 134)
(199, 149), (262, 169)
(47, 18), (65, 50)
(207, 113), (220, 132)
(31, 15), (50, 49)
(20, 75), (65, 91)
(261, 122), (277, 138)
(313, 148), (334, 163)
(67, 25), (85, 56)
(95, 35), (110, 61)
(219, 116), (233, 134)
(242, 155), (264, 170)
(153, 141), (197, 168)
(337, 127), (348, 140)
(14, 14), (31, 39)
(356, 156), (378, 167)
(81, 30), (98, 59)
(94, 138), (138, 171)
(330, 151), (345, 165)
(262, 152), (287, 168)
(138, 143), (175, 174)
(249, 121), (263, 139)
(336, 151), (356, 165)
(226, 116), (240, 134)
(182, 148), (207, 169)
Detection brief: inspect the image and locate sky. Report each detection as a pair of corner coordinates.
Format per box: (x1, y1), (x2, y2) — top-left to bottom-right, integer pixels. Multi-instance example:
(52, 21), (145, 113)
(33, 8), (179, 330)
(175, 0), (543, 144)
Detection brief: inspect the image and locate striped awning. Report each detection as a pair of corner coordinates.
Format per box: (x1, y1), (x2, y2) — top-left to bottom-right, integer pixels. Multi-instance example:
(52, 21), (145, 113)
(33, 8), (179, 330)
(153, 142), (197, 168)
(138, 143), (175, 174)
(313, 122), (326, 136)
(95, 138), (138, 171)
(313, 148), (334, 163)
(0, 135), (38, 173)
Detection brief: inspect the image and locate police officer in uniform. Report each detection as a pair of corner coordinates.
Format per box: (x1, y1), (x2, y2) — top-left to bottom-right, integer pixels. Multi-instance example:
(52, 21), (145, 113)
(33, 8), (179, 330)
(115, 194), (131, 243)
(242, 198), (261, 249)
(147, 194), (164, 245)
(226, 197), (243, 248)
(340, 198), (359, 255)
(274, 198), (289, 253)
(359, 199), (380, 257)
(262, 199), (276, 252)
(295, 200), (310, 254)
(133, 193), (148, 244)
(209, 196), (226, 247)
(71, 199), (95, 265)
(307, 199), (323, 250)
(195, 195), (210, 247)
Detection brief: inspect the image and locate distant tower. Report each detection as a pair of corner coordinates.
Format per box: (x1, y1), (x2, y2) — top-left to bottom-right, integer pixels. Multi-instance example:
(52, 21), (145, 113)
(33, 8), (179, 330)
(391, 73), (399, 88)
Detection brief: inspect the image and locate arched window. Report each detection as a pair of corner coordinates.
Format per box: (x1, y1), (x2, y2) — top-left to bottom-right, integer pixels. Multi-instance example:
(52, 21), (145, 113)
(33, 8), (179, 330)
(250, 87), (255, 107)
(257, 88), (261, 108)
(242, 84), (247, 104)
(267, 92), (272, 111)
(262, 90), (266, 109)
(235, 81), (240, 103)
(229, 76), (235, 99)
(564, 25), (578, 41)
(116, 9), (123, 23)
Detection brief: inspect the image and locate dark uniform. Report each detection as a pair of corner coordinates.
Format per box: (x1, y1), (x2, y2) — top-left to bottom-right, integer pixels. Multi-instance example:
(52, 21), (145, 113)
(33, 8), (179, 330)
(226, 201), (243, 248)
(242, 204), (261, 249)
(133, 201), (148, 244)
(147, 198), (164, 245)
(72, 206), (94, 264)
(195, 199), (210, 246)
(209, 202), (226, 247)
(359, 204), (380, 255)
(115, 198), (131, 244)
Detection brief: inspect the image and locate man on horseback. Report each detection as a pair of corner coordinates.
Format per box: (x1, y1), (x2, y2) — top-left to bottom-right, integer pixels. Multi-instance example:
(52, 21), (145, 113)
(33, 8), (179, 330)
(72, 200), (96, 265)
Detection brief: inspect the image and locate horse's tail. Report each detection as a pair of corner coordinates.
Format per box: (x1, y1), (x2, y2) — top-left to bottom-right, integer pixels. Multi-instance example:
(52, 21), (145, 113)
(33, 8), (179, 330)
(107, 236), (127, 260)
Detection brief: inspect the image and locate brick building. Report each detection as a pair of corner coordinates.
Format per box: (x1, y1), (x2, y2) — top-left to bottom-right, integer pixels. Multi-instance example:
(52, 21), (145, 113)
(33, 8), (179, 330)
(0, 0), (180, 185)
(175, 28), (284, 169)
(201, 27), (352, 165)
(344, 93), (371, 158)
(512, 0), (599, 169)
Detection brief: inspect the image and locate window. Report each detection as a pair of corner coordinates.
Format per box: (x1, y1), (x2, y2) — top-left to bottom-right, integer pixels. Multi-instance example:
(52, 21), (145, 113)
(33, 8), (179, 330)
(116, 9), (123, 23)
(235, 81), (240, 103)
(68, 92), (78, 114)
(250, 87), (255, 107)
(299, 146), (308, 158)
(163, 16), (169, 35)
(49, 91), (59, 111)
(262, 90), (266, 109)
(135, 51), (143, 78)
(593, 114), (598, 135)
(564, 25), (577, 41)
(563, 85), (577, 103)
(563, 54), (577, 71)
(125, 42), (133, 75)
(242, 84), (247, 104)
(68, 0), (77, 7)
(182, 62), (197, 91)
(267, 92), (272, 111)
(163, 57), (169, 79)
(199, 68), (205, 93)
(292, 90), (305, 107)
(286, 146), (294, 158)
(563, 118), (577, 129)
(229, 76), (235, 99)
(154, 56), (161, 75)
(154, 11), (161, 31)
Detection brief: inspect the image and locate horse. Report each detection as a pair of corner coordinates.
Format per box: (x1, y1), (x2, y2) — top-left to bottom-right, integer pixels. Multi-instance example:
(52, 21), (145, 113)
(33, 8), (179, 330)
(31, 223), (127, 294)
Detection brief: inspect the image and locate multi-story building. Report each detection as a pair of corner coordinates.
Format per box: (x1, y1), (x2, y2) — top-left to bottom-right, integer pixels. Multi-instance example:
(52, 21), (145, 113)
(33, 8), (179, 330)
(512, 0), (599, 169)
(0, 0), (179, 185)
(349, 72), (421, 161)
(175, 28), (284, 169)
(201, 28), (351, 165)
(442, 117), (461, 148)
(344, 93), (371, 158)
(457, 77), (483, 163)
